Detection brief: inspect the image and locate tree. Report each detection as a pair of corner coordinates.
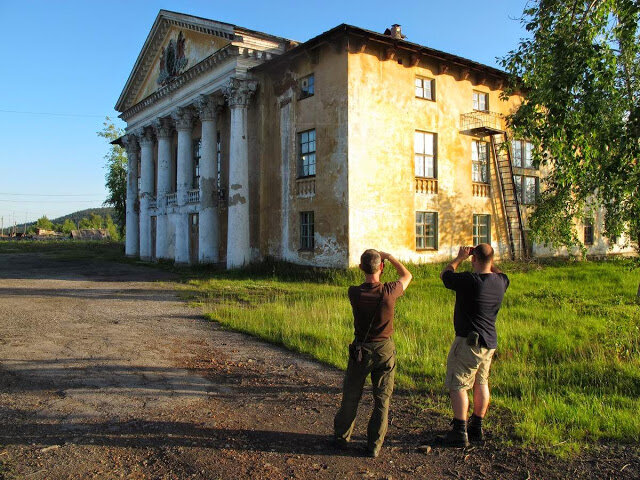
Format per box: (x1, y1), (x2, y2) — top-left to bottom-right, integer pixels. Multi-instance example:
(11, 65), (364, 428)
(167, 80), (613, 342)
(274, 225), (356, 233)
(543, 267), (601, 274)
(501, 0), (640, 252)
(98, 117), (127, 237)
(61, 219), (77, 234)
(104, 214), (120, 241)
(35, 216), (54, 231)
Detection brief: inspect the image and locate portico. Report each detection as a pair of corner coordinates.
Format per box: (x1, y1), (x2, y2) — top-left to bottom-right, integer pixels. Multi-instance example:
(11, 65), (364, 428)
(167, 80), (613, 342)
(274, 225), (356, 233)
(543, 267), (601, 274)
(117, 10), (285, 267)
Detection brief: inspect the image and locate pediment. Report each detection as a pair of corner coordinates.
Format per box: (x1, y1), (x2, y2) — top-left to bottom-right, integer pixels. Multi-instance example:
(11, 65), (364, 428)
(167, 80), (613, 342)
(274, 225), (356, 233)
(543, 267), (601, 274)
(115, 11), (234, 112)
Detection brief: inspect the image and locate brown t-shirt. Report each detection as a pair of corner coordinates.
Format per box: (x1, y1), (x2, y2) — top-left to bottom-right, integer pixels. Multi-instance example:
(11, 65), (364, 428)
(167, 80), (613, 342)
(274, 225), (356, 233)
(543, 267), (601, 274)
(348, 281), (404, 342)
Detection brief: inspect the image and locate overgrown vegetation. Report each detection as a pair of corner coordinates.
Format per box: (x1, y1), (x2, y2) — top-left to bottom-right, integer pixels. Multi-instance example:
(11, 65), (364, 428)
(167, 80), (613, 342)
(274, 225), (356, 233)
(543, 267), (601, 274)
(187, 258), (640, 453)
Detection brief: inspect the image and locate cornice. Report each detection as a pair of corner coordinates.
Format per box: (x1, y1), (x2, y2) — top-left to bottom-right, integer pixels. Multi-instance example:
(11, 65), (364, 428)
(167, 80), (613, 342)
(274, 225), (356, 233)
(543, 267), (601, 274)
(119, 45), (273, 122)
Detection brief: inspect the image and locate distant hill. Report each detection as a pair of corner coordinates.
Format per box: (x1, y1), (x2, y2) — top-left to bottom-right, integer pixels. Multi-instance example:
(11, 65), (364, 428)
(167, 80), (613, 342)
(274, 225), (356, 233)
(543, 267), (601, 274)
(12, 207), (117, 231)
(50, 207), (117, 226)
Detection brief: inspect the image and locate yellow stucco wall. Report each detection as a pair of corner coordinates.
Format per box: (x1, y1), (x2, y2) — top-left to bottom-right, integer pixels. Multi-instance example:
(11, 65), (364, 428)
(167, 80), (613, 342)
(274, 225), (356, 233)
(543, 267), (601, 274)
(135, 27), (230, 104)
(347, 46), (523, 265)
(255, 45), (349, 267)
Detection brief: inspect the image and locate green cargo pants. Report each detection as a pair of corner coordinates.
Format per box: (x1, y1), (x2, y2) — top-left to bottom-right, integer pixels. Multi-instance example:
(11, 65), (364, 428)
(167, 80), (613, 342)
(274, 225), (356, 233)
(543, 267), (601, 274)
(333, 338), (396, 455)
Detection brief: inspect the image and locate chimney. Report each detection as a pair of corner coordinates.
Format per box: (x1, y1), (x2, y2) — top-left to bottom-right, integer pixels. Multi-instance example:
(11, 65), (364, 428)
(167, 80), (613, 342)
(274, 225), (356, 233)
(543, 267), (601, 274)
(389, 24), (405, 40)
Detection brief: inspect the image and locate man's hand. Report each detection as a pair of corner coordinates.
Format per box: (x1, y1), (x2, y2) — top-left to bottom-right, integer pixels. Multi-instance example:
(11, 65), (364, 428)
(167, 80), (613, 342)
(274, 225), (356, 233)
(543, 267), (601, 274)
(378, 252), (412, 291)
(441, 246), (472, 280)
(457, 246), (473, 260)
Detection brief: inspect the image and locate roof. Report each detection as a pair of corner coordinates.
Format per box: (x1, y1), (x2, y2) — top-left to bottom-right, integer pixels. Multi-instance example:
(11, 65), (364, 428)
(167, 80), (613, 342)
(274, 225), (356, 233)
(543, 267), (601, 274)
(253, 23), (508, 78)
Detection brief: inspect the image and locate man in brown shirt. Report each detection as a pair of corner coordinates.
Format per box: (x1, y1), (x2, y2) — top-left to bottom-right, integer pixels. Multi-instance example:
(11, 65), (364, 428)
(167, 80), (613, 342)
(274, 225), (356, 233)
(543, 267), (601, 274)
(334, 249), (412, 458)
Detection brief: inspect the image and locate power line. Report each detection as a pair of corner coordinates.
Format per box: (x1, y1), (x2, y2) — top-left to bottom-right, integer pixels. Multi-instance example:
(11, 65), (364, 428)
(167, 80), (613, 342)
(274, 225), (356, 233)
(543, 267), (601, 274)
(0, 109), (105, 118)
(0, 192), (104, 197)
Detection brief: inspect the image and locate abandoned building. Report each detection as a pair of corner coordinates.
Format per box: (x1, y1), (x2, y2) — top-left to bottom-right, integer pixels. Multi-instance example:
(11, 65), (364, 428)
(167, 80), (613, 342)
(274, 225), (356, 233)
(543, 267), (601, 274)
(115, 10), (634, 268)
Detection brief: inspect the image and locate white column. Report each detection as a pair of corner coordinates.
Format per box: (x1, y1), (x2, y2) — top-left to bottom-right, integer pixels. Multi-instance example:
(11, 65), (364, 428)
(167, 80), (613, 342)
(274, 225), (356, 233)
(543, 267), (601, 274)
(172, 107), (195, 264)
(154, 118), (174, 260)
(197, 95), (223, 263)
(138, 128), (155, 261)
(224, 78), (257, 269)
(123, 134), (140, 257)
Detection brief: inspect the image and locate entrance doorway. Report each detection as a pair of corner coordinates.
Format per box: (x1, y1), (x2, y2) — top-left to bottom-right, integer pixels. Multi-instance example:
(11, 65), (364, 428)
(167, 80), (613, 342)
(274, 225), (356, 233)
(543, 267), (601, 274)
(189, 213), (199, 264)
(150, 216), (157, 261)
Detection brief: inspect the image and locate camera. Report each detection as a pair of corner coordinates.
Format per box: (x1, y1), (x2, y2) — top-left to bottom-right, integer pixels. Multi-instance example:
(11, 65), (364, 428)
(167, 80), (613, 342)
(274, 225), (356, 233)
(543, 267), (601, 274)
(469, 247), (475, 255)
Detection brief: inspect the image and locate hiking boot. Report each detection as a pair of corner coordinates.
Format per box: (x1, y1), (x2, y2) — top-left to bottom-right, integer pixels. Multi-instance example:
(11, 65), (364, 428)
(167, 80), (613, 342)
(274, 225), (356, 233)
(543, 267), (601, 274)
(467, 414), (484, 442)
(437, 418), (469, 448)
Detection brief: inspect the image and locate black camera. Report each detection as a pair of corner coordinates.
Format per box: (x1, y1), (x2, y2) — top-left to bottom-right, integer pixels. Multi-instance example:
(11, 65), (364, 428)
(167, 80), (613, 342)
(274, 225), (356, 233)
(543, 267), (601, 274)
(469, 247), (475, 255)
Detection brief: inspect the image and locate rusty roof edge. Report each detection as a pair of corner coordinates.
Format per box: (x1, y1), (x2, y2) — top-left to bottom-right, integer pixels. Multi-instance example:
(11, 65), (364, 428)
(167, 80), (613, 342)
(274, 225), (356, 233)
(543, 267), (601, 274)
(252, 23), (510, 79)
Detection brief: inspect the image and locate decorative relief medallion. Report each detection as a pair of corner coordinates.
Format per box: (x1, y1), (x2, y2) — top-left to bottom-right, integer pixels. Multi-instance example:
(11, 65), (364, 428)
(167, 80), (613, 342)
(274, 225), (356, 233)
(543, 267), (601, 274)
(158, 31), (188, 86)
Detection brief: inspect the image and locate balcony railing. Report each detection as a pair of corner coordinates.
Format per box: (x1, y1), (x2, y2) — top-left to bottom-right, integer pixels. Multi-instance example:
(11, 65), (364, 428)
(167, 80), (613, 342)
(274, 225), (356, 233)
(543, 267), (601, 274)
(166, 192), (177, 206)
(460, 111), (504, 136)
(187, 189), (200, 204)
(472, 182), (490, 197)
(296, 178), (316, 197)
(415, 177), (438, 195)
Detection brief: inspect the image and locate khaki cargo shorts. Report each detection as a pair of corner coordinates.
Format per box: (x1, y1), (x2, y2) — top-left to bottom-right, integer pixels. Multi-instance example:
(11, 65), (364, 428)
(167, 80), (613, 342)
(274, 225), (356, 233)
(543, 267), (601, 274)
(445, 336), (495, 391)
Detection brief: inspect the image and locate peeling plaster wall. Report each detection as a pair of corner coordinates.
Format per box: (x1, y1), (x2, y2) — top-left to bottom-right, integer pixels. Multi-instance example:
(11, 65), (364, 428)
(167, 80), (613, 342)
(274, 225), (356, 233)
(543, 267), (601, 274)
(347, 49), (523, 266)
(256, 45), (349, 267)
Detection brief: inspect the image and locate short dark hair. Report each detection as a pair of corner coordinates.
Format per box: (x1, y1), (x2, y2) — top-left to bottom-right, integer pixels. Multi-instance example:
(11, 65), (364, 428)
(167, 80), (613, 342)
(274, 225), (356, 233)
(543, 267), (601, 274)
(360, 249), (382, 274)
(473, 243), (494, 265)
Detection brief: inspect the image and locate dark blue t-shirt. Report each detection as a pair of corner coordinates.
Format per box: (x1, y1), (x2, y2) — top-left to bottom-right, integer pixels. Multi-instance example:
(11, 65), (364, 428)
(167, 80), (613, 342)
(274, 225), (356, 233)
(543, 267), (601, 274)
(441, 271), (509, 349)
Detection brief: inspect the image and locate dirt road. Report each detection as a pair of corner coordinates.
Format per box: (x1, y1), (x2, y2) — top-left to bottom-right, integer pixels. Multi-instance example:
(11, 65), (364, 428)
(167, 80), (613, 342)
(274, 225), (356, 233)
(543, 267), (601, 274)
(0, 251), (637, 479)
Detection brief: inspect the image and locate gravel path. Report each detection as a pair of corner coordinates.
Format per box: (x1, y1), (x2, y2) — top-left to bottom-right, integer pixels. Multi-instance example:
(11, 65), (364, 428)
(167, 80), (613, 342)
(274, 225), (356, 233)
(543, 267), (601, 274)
(0, 251), (637, 479)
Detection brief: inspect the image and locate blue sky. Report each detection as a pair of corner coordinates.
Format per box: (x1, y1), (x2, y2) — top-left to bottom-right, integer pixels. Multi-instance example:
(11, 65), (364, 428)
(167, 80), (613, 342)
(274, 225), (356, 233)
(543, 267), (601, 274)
(0, 0), (528, 226)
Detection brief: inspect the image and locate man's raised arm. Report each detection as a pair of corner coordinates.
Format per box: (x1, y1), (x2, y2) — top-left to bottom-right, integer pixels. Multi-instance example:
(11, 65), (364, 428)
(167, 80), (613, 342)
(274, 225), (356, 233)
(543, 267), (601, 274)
(380, 252), (412, 291)
(440, 246), (472, 280)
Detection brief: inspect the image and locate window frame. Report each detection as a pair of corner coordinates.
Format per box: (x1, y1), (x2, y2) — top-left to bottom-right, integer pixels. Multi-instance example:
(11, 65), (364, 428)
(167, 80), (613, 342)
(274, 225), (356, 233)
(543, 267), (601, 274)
(415, 76), (435, 101)
(299, 74), (315, 99)
(193, 138), (201, 189)
(414, 130), (437, 179)
(297, 129), (316, 178)
(300, 211), (315, 251)
(472, 139), (490, 184)
(473, 214), (491, 245)
(584, 221), (594, 246)
(416, 211), (438, 250)
(472, 90), (489, 112)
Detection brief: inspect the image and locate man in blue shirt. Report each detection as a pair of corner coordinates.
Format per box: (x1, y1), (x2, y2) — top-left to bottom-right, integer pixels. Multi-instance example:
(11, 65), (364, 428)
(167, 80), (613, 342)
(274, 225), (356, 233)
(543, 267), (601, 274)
(439, 244), (509, 447)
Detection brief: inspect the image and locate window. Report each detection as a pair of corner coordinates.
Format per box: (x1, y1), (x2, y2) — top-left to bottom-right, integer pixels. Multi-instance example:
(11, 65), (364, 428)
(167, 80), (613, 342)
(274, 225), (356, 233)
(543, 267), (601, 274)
(298, 130), (316, 177)
(584, 221), (594, 246)
(511, 140), (534, 168)
(415, 131), (436, 178)
(137, 158), (141, 193)
(473, 91), (489, 111)
(193, 138), (201, 189)
(415, 77), (435, 100)
(299, 74), (314, 99)
(473, 214), (491, 245)
(514, 175), (539, 204)
(472, 140), (490, 183)
(300, 211), (314, 251)
(416, 212), (438, 250)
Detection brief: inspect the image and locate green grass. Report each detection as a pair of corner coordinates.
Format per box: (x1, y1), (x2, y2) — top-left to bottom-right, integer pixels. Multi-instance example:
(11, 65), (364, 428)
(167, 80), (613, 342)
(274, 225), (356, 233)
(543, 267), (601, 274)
(186, 257), (640, 453)
(3, 241), (638, 453)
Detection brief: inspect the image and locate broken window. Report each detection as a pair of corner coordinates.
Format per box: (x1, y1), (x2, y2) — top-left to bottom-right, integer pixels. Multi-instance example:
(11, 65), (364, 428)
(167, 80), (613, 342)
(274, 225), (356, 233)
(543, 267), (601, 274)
(414, 131), (436, 178)
(300, 211), (314, 251)
(416, 211), (438, 250)
(193, 138), (201, 189)
(299, 74), (314, 99)
(298, 129), (316, 178)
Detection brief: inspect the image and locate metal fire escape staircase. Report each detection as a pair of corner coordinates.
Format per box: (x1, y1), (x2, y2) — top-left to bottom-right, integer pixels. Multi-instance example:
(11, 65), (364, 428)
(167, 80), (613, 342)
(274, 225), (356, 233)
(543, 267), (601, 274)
(460, 111), (528, 260)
